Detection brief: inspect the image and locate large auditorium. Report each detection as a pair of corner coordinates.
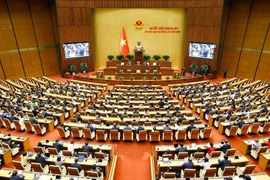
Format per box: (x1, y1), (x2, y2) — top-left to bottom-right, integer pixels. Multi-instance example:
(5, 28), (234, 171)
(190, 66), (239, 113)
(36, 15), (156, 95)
(0, 0), (270, 180)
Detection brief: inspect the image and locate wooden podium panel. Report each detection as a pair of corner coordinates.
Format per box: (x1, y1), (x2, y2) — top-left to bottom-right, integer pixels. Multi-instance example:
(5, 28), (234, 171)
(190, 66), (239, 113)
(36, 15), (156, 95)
(135, 51), (143, 63)
(116, 65), (160, 72)
(115, 73), (161, 80)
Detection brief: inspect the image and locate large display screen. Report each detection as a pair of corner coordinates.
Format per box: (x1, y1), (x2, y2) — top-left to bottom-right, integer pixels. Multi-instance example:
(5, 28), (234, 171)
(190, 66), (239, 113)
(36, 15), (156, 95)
(63, 42), (89, 59)
(189, 42), (215, 59)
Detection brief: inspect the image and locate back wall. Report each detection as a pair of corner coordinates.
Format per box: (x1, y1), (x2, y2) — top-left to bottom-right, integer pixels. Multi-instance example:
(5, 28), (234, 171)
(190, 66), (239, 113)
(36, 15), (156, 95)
(93, 8), (186, 70)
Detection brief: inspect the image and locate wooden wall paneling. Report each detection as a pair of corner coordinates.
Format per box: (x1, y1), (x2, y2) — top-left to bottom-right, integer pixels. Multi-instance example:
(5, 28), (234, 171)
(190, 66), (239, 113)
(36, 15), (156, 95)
(29, 0), (59, 76)
(7, 0), (43, 77)
(0, 0), (25, 79)
(219, 0), (253, 77)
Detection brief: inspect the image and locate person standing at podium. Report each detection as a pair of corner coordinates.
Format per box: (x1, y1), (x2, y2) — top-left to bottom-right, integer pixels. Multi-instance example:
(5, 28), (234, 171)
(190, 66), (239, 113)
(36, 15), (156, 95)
(135, 41), (143, 52)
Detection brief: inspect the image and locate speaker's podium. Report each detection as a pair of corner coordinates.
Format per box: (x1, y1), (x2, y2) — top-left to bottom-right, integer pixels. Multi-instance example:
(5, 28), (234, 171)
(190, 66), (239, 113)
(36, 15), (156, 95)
(134, 50), (143, 64)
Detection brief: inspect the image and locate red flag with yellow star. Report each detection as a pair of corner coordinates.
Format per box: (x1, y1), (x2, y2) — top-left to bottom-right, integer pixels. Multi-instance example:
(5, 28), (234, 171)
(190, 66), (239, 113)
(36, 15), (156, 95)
(120, 27), (129, 57)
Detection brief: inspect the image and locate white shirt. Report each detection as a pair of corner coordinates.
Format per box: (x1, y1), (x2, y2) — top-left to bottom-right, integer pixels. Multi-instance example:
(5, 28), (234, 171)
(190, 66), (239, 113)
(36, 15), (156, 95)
(200, 162), (211, 170)
(19, 117), (24, 125)
(67, 143), (77, 154)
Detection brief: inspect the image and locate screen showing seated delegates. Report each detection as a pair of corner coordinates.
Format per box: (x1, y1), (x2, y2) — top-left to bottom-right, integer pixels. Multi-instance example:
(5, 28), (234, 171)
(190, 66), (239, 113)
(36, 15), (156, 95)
(63, 42), (89, 59)
(189, 42), (216, 60)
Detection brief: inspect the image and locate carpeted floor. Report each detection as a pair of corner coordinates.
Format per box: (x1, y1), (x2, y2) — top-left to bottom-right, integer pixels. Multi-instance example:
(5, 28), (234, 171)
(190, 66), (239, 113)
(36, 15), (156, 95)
(1, 74), (269, 180)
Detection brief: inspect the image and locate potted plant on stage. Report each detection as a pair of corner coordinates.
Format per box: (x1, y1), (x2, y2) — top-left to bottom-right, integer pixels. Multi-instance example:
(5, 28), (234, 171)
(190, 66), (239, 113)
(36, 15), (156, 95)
(163, 55), (170, 61)
(143, 55), (151, 62)
(116, 55), (124, 62)
(200, 65), (209, 76)
(126, 54), (134, 65)
(153, 76), (158, 81)
(153, 55), (161, 62)
(142, 76), (147, 81)
(69, 65), (76, 75)
(130, 77), (135, 81)
(189, 63), (198, 77)
(119, 76), (124, 81)
(166, 76), (170, 81)
(80, 62), (88, 73)
(107, 76), (112, 80)
(107, 55), (114, 61)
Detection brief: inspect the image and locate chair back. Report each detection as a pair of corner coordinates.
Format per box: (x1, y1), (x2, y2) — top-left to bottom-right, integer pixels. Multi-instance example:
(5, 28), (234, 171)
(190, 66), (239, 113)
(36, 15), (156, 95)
(262, 122), (270, 133)
(86, 171), (99, 177)
(78, 152), (88, 158)
(242, 164), (256, 174)
(94, 152), (105, 159)
(250, 123), (260, 133)
(70, 118), (77, 122)
(219, 118), (226, 123)
(258, 146), (268, 154)
(123, 130), (133, 140)
(12, 160), (24, 170)
(229, 126), (238, 136)
(202, 128), (212, 138)
(33, 124), (42, 135)
(204, 168), (216, 177)
(138, 130), (147, 141)
(163, 130), (172, 141)
(83, 128), (92, 139)
(71, 127), (80, 138)
(183, 169), (196, 178)
(110, 130), (119, 141)
(210, 151), (221, 157)
(33, 146), (44, 153)
(177, 152), (189, 159)
(162, 154), (173, 160)
(150, 131), (160, 141)
(190, 128), (199, 139)
(96, 130), (106, 141)
(49, 165), (61, 174)
(163, 172), (176, 178)
(63, 150), (73, 156)
(31, 163), (44, 173)
(14, 120), (22, 130)
(176, 129), (186, 140)
(67, 167), (80, 176)
(3, 118), (11, 129)
(0, 118), (5, 127)
(193, 152), (204, 158)
(38, 114), (44, 119)
(225, 148), (236, 156)
(223, 166), (236, 176)
(240, 124), (249, 134)
(57, 127), (66, 137)
(48, 147), (59, 155)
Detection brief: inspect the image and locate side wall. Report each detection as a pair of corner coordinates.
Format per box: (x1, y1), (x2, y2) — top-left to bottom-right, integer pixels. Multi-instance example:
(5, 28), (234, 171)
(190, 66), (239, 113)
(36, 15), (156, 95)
(0, 0), (59, 79)
(219, 0), (270, 79)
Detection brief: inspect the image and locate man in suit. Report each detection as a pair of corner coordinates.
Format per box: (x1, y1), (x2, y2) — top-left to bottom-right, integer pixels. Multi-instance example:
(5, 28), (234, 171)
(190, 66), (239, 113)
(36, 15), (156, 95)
(163, 124), (171, 131)
(186, 122), (196, 135)
(90, 164), (102, 177)
(111, 123), (120, 131)
(182, 158), (194, 170)
(176, 143), (187, 154)
(234, 118), (245, 129)
(86, 122), (95, 133)
(10, 170), (25, 180)
(218, 155), (231, 171)
(124, 123), (132, 130)
(158, 100), (165, 108)
(136, 123), (145, 134)
(53, 139), (63, 153)
(220, 140), (231, 154)
(82, 142), (93, 156)
(70, 158), (83, 173)
(29, 117), (38, 125)
(35, 152), (47, 168)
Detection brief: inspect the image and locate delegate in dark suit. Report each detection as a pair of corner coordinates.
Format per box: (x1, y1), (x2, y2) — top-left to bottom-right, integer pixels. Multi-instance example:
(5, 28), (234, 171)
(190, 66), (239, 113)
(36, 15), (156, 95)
(82, 143), (93, 156)
(136, 125), (145, 134)
(221, 143), (231, 154)
(182, 159), (194, 170)
(71, 160), (83, 172)
(35, 154), (47, 168)
(53, 141), (63, 153)
(218, 156), (231, 170)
